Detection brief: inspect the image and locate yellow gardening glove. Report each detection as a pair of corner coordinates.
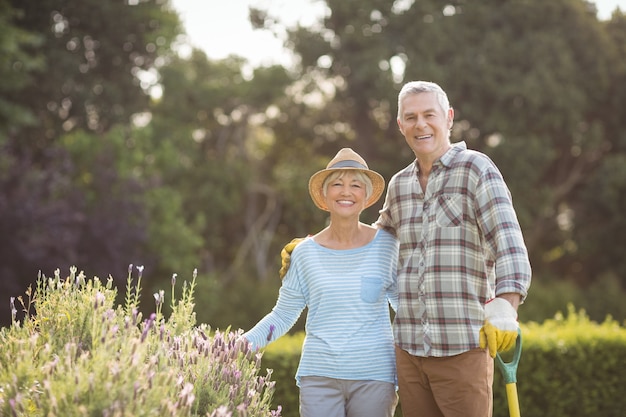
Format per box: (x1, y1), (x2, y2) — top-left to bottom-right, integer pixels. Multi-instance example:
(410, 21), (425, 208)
(278, 237), (305, 280)
(479, 298), (519, 358)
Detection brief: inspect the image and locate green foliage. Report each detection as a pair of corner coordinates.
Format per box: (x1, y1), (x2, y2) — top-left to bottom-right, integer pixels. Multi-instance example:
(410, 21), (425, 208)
(572, 154), (626, 281)
(0, 0), (44, 132)
(0, 267), (281, 417)
(261, 333), (305, 417)
(281, 0), (626, 291)
(0, 0), (184, 325)
(6, 0), (182, 138)
(2, 0), (626, 339)
(496, 307), (626, 417)
(57, 122), (207, 318)
(147, 50), (293, 284)
(519, 274), (626, 324)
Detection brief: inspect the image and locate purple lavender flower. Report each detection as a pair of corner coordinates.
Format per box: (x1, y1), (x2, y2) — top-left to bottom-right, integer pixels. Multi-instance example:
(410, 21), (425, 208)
(153, 290), (164, 307)
(140, 313), (156, 342)
(266, 324), (276, 341)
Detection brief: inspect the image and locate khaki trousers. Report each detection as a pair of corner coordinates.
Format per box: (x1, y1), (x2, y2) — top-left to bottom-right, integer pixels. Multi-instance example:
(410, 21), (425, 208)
(396, 346), (494, 417)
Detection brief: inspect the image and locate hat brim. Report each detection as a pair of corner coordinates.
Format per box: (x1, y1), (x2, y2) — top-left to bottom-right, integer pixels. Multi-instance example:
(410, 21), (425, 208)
(308, 167), (385, 212)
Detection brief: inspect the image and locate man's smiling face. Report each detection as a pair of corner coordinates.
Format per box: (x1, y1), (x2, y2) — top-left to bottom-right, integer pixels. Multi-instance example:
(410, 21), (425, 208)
(397, 91), (454, 163)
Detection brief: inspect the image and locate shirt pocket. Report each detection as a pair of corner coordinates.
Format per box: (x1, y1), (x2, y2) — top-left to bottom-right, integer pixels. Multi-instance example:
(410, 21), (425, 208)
(435, 193), (464, 227)
(360, 276), (383, 303)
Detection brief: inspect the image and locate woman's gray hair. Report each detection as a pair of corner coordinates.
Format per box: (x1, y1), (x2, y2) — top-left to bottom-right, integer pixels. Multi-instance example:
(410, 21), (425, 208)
(397, 81), (451, 118)
(322, 170), (373, 201)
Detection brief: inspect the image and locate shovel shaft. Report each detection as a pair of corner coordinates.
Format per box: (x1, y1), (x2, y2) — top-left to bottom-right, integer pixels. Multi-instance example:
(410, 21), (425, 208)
(505, 383), (521, 417)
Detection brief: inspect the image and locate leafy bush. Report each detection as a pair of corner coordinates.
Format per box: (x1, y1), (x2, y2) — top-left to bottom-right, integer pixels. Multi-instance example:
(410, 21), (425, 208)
(261, 333), (305, 417)
(0, 267), (281, 417)
(498, 306), (626, 417)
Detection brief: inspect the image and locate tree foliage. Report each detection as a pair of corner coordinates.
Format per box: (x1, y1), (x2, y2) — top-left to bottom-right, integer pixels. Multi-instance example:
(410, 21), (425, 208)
(0, 0), (181, 323)
(1, 0), (626, 329)
(275, 0), (626, 287)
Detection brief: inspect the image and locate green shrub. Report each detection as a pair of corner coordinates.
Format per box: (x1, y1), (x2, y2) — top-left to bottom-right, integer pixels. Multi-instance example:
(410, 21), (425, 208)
(496, 306), (626, 417)
(262, 333), (305, 417)
(0, 267), (281, 417)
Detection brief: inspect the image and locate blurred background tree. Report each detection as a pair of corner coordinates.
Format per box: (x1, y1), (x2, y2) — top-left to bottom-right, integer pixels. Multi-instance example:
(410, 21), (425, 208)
(1, 0), (625, 328)
(1, 0), (181, 316)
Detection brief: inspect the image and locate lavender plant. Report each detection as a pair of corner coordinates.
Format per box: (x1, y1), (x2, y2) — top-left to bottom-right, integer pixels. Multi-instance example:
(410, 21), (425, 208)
(0, 266), (281, 417)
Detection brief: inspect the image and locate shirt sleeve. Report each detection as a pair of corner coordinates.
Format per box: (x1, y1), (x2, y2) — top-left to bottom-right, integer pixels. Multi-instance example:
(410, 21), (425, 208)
(375, 181), (398, 237)
(385, 233), (399, 312)
(475, 164), (532, 300)
(242, 261), (307, 350)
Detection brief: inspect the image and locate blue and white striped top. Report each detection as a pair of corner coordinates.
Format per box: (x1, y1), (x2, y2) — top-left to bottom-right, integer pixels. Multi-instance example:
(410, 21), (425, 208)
(244, 229), (398, 386)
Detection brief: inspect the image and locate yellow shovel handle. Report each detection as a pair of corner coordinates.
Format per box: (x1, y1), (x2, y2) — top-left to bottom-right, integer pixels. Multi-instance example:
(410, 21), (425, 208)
(496, 329), (523, 417)
(505, 382), (521, 417)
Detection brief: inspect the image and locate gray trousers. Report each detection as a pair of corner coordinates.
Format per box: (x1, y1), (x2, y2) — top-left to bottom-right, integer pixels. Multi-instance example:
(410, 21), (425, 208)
(299, 376), (397, 417)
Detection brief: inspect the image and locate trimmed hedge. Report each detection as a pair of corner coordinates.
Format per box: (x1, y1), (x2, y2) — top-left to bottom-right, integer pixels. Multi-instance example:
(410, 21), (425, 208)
(499, 307), (626, 417)
(262, 306), (626, 417)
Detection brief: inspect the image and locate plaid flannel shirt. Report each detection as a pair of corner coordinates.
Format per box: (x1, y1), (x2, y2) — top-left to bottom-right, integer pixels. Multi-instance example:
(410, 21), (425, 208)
(376, 141), (531, 357)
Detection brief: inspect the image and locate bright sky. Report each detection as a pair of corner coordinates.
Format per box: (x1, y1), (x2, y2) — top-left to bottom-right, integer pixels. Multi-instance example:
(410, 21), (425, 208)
(170, 0), (327, 67)
(171, 0), (625, 67)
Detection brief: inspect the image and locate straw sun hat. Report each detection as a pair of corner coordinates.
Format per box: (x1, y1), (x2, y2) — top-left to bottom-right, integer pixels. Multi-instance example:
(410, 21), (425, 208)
(308, 148), (385, 211)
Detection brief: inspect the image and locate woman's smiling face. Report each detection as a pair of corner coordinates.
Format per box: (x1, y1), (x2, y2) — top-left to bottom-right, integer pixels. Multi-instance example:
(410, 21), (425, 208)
(323, 171), (367, 215)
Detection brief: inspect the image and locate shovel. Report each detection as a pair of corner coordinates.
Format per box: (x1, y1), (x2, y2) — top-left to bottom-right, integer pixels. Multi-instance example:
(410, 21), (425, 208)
(495, 328), (522, 417)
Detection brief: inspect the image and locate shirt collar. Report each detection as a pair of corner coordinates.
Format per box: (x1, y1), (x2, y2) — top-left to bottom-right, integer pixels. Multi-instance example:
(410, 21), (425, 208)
(440, 141), (467, 167)
(412, 141), (467, 173)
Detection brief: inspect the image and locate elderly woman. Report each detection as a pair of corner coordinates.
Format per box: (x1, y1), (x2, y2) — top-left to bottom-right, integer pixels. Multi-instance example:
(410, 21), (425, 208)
(243, 148), (399, 417)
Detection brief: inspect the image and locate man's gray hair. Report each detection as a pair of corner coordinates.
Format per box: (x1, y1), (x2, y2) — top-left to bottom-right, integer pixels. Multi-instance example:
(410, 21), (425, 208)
(397, 81), (451, 118)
